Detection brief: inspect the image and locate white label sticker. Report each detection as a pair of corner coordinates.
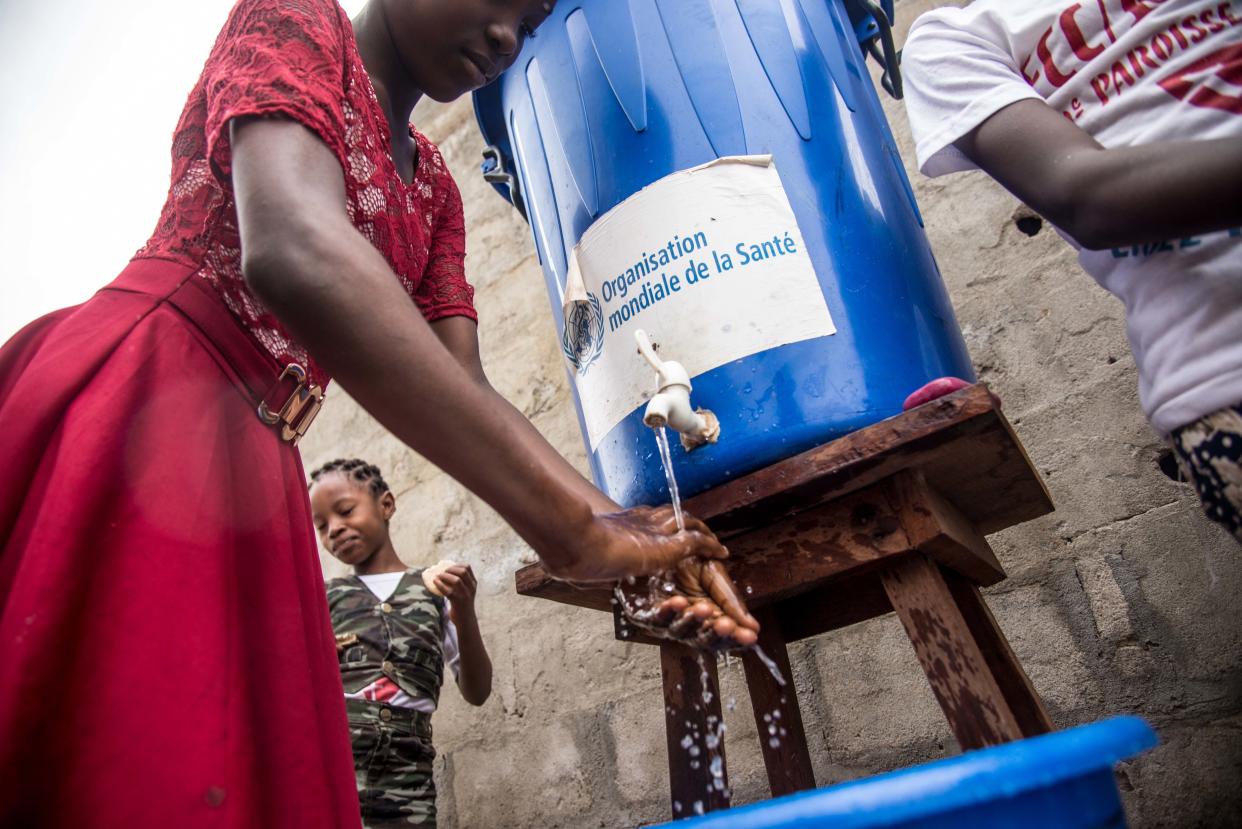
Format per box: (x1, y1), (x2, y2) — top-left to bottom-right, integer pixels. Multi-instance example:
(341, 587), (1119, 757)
(560, 156), (836, 451)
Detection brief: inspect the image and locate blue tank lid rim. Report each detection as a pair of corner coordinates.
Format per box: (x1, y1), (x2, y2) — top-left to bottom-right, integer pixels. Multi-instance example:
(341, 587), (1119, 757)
(656, 716), (1157, 829)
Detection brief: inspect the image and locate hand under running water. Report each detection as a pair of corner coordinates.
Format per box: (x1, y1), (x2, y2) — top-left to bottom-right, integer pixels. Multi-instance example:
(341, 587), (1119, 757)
(617, 557), (760, 651)
(549, 504), (759, 649)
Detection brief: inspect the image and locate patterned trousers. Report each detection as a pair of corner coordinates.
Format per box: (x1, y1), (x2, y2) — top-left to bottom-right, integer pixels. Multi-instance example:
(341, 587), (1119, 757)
(346, 699), (438, 828)
(1171, 402), (1242, 544)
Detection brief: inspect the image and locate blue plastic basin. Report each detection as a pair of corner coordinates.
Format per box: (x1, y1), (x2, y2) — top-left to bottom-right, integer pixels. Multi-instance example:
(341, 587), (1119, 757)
(651, 717), (1158, 828)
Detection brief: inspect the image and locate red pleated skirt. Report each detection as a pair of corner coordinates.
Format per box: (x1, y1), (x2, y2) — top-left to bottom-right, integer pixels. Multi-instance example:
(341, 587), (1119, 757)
(0, 258), (360, 828)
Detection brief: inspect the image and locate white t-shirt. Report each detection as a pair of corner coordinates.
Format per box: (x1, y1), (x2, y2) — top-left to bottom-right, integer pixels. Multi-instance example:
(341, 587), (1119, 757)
(343, 571), (461, 713)
(902, 0), (1242, 435)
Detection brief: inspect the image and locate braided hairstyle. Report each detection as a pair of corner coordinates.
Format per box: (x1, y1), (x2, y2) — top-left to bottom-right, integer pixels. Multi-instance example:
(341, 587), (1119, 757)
(308, 458), (390, 496)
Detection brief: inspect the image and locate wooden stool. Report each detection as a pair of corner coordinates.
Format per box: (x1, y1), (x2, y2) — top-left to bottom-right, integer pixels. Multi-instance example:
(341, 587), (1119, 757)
(514, 384), (1055, 816)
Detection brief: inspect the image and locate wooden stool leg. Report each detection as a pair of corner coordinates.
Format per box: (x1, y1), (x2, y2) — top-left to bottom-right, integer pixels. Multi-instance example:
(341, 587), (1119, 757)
(660, 642), (730, 817)
(741, 608), (815, 797)
(881, 554), (1025, 750)
(942, 569), (1053, 737)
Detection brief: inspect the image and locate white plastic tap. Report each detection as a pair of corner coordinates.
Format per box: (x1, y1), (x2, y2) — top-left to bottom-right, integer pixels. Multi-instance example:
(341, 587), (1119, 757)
(635, 329), (720, 451)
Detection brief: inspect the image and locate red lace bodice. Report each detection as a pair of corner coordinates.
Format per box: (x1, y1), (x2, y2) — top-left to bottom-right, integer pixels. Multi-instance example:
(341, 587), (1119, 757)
(136, 0), (475, 386)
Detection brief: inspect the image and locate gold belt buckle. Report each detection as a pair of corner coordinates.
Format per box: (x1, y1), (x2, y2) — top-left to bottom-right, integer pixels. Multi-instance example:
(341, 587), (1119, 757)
(257, 363), (324, 445)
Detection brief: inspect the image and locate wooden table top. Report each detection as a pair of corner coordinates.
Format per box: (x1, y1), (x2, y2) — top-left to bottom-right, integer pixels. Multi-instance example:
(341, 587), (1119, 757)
(515, 383), (1052, 612)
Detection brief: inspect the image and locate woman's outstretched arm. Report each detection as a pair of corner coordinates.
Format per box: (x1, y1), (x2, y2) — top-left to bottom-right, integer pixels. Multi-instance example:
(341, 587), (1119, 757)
(228, 116), (756, 648)
(429, 315), (620, 517)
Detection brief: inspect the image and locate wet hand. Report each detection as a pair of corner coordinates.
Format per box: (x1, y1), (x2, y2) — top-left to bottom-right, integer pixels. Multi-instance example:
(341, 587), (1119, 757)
(549, 505), (758, 649)
(617, 557), (760, 651)
(561, 505), (728, 583)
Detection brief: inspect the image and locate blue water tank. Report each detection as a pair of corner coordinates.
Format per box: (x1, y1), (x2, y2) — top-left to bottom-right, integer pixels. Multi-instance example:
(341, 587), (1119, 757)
(474, 0), (974, 508)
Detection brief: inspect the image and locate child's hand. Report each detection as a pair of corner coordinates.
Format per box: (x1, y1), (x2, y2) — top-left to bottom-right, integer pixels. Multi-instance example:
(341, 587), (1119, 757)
(430, 563), (478, 624)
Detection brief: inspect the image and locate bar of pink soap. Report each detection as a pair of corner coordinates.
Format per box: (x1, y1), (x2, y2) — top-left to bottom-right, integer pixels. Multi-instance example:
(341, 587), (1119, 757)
(902, 377), (973, 411)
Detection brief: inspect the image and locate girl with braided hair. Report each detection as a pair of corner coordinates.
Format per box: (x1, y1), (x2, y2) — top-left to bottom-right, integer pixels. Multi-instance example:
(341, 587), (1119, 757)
(310, 459), (492, 829)
(0, 1), (755, 826)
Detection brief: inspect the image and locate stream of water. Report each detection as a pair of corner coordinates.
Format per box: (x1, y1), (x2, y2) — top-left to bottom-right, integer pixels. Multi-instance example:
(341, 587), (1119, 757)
(654, 425), (684, 531)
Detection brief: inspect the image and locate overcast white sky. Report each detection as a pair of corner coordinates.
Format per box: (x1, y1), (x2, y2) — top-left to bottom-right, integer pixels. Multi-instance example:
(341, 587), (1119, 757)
(0, 0), (367, 341)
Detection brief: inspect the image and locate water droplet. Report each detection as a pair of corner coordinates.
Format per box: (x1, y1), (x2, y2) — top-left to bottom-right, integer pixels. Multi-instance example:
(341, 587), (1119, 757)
(726, 697), (737, 712)
(688, 745), (701, 757)
(690, 761), (701, 771)
(769, 737), (781, 748)
(680, 735), (693, 749)
(692, 801), (705, 815)
(773, 710), (781, 719)
(673, 801), (682, 814)
(745, 585), (753, 595)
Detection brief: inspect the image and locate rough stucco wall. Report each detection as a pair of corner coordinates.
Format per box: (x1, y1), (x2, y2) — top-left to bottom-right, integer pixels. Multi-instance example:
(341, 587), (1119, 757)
(300, 2), (1242, 825)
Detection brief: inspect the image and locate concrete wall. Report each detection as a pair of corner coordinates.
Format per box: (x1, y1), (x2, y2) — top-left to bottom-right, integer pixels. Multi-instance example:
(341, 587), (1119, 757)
(301, 2), (1242, 825)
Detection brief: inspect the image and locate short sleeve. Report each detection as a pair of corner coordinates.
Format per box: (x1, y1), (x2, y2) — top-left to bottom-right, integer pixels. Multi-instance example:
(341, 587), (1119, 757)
(902, 9), (1044, 178)
(201, 0), (350, 183)
(415, 168), (478, 323)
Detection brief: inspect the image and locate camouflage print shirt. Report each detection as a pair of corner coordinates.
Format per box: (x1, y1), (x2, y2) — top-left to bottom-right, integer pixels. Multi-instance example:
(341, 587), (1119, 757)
(326, 569), (446, 708)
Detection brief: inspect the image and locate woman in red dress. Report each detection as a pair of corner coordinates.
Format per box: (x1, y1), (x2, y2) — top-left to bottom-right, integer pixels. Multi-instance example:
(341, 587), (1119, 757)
(0, 1), (757, 826)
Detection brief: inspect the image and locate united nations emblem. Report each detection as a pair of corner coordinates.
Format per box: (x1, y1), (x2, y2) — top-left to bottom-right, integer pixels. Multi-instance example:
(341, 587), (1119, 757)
(561, 292), (605, 375)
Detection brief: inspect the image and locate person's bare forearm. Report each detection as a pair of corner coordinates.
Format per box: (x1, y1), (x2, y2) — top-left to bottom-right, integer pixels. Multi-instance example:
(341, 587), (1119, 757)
(957, 99), (1242, 250)
(229, 120), (603, 573)
(452, 610), (492, 706)
(1085, 139), (1240, 246)
(248, 214), (594, 570)
(229, 118), (745, 598)
(1028, 138), (1242, 249)
(475, 378), (618, 513)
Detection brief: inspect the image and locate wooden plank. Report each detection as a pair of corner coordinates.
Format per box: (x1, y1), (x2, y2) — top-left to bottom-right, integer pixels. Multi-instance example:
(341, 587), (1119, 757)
(881, 555), (1025, 750)
(515, 384), (1048, 613)
(520, 482), (913, 614)
(740, 609), (815, 797)
(660, 643), (731, 817)
(885, 470), (1005, 586)
(722, 483), (911, 608)
(684, 384), (1052, 540)
(943, 570), (1054, 738)
(514, 564), (611, 611)
(776, 571), (895, 642)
